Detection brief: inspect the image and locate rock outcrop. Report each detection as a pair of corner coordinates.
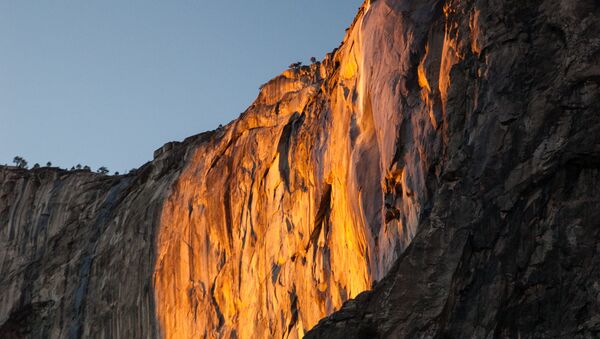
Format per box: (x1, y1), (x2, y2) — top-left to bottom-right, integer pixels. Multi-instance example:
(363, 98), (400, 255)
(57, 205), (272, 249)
(1, 0), (599, 338)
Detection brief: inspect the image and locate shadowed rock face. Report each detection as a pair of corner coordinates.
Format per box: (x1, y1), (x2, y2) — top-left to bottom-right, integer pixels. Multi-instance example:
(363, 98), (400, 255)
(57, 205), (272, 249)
(1, 0), (599, 338)
(306, 0), (600, 338)
(0, 137), (202, 338)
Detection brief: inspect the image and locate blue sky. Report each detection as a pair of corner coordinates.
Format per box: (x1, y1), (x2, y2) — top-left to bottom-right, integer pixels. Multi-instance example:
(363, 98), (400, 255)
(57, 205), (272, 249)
(0, 1), (362, 173)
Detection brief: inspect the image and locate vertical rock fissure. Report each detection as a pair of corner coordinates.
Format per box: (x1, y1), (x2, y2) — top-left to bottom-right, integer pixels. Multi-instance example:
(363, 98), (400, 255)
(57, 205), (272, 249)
(277, 112), (306, 191)
(307, 184), (332, 256)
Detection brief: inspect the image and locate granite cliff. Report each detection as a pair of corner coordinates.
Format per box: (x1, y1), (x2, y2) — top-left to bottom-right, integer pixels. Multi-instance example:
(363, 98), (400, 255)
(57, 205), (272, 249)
(1, 0), (599, 338)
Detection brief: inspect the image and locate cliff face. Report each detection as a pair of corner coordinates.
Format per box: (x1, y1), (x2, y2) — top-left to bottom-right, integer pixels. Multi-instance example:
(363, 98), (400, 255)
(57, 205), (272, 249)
(0, 138), (198, 338)
(307, 0), (600, 338)
(2, 0), (599, 338)
(153, 3), (424, 337)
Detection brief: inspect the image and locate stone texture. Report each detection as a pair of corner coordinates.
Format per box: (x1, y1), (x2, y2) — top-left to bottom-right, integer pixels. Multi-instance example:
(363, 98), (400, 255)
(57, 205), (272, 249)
(306, 0), (600, 338)
(153, 4), (420, 336)
(0, 134), (208, 338)
(1, 0), (599, 338)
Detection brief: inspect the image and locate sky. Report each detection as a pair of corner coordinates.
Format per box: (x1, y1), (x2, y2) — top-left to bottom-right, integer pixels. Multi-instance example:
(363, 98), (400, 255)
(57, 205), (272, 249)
(0, 1), (362, 173)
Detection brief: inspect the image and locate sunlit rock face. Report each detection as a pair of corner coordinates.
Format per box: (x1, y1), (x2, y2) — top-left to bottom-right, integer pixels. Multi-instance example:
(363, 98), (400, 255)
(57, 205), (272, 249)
(153, 2), (432, 337)
(1, 1), (428, 336)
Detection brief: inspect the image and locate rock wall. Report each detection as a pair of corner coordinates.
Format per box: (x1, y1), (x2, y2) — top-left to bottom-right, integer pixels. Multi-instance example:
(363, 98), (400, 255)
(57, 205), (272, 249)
(2, 1), (419, 336)
(0, 135), (204, 338)
(307, 0), (600, 337)
(1, 0), (599, 338)
(153, 2), (426, 337)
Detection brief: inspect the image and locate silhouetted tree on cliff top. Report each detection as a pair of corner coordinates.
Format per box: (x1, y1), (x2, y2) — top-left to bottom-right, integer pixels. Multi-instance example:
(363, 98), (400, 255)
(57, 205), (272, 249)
(13, 156), (28, 169)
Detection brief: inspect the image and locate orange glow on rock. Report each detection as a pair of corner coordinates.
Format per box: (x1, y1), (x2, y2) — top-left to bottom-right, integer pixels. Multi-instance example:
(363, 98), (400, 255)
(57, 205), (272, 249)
(470, 9), (482, 55)
(418, 50), (431, 93)
(439, 8), (463, 115)
(151, 1), (448, 337)
(153, 6), (380, 338)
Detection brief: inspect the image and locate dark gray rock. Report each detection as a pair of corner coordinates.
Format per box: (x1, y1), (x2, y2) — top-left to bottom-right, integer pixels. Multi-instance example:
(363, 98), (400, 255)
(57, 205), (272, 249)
(307, 0), (600, 338)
